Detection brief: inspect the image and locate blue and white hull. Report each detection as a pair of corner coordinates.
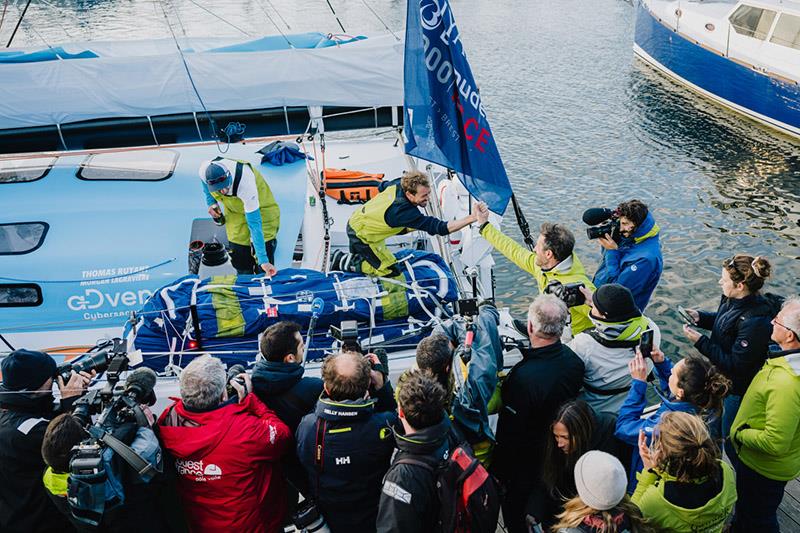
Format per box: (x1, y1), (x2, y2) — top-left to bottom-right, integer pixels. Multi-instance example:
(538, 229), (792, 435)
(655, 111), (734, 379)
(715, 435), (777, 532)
(634, 0), (800, 138)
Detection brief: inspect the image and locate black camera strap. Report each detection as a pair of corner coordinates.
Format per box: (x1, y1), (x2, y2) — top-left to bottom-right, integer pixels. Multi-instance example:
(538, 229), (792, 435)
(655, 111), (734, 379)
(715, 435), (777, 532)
(87, 426), (161, 479)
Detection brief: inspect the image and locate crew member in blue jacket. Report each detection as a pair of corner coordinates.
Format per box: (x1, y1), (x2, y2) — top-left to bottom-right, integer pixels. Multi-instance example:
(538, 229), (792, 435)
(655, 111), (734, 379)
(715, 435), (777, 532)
(593, 199), (663, 311)
(615, 346), (730, 492)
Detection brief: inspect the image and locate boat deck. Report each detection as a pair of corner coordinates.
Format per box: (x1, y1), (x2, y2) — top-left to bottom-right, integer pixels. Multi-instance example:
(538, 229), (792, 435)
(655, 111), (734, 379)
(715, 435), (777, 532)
(780, 479), (800, 532)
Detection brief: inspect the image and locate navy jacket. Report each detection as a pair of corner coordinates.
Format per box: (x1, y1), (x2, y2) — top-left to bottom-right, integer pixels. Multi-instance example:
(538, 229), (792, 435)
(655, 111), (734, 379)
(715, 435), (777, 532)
(593, 212), (663, 311)
(491, 342), (584, 494)
(376, 417), (451, 533)
(615, 358), (699, 492)
(378, 178), (449, 236)
(296, 383), (397, 533)
(0, 393), (77, 533)
(251, 361), (323, 433)
(694, 293), (773, 396)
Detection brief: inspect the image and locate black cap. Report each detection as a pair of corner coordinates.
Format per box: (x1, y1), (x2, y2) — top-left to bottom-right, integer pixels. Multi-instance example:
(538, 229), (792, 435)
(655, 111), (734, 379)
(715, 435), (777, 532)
(1, 349), (56, 391)
(592, 284), (641, 322)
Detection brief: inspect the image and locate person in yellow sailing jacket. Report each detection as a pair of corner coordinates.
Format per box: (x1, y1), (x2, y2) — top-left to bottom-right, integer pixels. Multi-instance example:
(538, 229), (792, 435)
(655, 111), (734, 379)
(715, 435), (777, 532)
(334, 170), (479, 277)
(200, 158), (280, 276)
(475, 203), (594, 337)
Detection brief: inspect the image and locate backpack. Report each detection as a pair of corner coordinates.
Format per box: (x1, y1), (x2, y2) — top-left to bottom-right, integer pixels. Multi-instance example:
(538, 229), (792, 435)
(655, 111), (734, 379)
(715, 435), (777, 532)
(395, 443), (501, 533)
(323, 168), (384, 204)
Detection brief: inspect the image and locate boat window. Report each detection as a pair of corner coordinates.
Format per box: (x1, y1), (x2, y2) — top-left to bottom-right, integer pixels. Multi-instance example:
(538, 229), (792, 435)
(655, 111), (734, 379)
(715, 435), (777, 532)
(0, 156), (56, 183)
(0, 283), (42, 307)
(0, 222), (49, 255)
(770, 13), (800, 49)
(729, 5), (777, 39)
(77, 149), (178, 181)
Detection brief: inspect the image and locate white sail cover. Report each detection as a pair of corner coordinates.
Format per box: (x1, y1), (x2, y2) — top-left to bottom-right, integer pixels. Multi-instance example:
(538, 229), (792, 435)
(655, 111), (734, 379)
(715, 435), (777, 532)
(0, 33), (404, 130)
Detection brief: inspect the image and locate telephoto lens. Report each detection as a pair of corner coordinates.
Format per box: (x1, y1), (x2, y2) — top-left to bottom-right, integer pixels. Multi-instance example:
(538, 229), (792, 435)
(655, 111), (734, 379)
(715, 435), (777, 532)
(292, 499), (331, 533)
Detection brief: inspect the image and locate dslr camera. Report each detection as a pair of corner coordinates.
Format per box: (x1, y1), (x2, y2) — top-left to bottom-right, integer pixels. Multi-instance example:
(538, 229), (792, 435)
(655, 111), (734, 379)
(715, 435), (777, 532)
(544, 280), (586, 308)
(582, 207), (620, 241)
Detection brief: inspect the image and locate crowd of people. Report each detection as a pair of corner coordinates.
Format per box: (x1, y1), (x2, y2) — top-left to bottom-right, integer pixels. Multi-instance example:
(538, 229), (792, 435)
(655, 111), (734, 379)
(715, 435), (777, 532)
(1, 196), (799, 533)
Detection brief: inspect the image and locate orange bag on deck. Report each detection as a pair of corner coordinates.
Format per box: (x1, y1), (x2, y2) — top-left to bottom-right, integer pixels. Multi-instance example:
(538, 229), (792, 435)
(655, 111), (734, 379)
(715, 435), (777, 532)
(323, 168), (384, 204)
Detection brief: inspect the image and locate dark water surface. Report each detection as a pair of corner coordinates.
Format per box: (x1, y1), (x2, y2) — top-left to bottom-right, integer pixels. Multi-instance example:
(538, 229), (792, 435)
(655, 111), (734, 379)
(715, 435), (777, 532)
(5, 0), (799, 355)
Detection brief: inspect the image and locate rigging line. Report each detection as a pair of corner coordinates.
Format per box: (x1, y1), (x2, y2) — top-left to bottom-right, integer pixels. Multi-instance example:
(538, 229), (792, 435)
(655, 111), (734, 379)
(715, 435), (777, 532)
(168, 0), (188, 38)
(155, 0), (219, 145)
(323, 0), (346, 33)
(184, 0), (253, 37)
(0, 0), (9, 33)
(5, 0), (31, 48)
(255, 0), (293, 48)
(360, 0), (399, 42)
(33, 0), (79, 36)
(264, 0), (290, 30)
(21, 20), (61, 58)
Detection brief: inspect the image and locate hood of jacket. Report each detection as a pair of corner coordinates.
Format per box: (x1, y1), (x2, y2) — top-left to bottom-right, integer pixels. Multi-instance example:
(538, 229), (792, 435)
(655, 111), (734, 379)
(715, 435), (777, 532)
(251, 360), (304, 396)
(393, 416), (451, 456)
(631, 212), (659, 245)
(314, 394), (377, 422)
(769, 350), (800, 376)
(655, 461), (736, 528)
(157, 396), (249, 458)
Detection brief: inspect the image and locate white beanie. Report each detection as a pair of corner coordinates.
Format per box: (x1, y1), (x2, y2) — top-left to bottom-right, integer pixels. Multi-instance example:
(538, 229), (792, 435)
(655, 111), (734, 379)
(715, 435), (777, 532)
(573, 450), (628, 511)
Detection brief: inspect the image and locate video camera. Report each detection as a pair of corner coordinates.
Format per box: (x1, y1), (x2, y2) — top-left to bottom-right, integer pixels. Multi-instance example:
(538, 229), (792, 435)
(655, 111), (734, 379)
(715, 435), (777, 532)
(330, 320), (362, 354)
(544, 280), (586, 308)
(582, 207), (620, 241)
(67, 339), (160, 528)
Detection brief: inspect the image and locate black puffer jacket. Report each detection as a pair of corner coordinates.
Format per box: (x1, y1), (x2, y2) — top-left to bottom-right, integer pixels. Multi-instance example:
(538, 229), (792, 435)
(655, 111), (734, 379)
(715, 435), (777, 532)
(376, 417), (451, 533)
(695, 293), (774, 396)
(0, 392), (76, 533)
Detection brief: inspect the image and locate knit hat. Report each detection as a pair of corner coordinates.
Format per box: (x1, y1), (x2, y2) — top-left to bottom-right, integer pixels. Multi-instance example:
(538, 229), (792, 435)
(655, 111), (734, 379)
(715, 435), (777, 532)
(203, 162), (232, 192)
(592, 284), (641, 322)
(1, 349), (56, 391)
(574, 450), (628, 511)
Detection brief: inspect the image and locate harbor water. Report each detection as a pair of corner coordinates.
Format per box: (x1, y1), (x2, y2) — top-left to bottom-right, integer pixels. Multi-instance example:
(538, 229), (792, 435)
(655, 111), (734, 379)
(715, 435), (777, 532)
(4, 0), (799, 356)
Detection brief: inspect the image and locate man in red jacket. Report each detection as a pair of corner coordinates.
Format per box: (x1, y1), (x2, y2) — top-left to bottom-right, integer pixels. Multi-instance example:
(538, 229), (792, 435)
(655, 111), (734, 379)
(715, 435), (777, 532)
(159, 354), (291, 533)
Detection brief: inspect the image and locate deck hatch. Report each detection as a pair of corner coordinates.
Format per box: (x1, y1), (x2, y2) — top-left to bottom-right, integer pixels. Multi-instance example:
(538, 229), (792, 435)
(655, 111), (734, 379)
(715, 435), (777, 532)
(77, 149), (178, 181)
(0, 156), (56, 183)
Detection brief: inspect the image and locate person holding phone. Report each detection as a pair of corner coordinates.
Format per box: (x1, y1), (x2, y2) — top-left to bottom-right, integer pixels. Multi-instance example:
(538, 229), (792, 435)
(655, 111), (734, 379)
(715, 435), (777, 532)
(680, 255), (774, 456)
(615, 347), (730, 492)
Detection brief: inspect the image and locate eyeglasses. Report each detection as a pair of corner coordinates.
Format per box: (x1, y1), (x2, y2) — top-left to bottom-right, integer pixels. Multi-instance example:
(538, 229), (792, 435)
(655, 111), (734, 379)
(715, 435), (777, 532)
(773, 318), (799, 340)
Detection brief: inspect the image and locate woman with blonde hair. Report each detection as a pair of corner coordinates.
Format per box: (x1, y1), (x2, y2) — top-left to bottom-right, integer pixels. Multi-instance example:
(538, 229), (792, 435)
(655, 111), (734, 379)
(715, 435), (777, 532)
(632, 411), (737, 532)
(681, 254), (774, 456)
(551, 450), (655, 533)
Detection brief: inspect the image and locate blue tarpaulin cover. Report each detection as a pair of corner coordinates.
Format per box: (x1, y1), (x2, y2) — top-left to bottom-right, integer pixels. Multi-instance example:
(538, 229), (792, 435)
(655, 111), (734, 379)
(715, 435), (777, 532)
(127, 251), (457, 369)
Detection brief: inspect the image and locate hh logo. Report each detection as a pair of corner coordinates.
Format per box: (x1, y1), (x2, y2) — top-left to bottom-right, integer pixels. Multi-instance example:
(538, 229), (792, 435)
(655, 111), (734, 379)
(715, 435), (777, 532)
(335, 456), (351, 465)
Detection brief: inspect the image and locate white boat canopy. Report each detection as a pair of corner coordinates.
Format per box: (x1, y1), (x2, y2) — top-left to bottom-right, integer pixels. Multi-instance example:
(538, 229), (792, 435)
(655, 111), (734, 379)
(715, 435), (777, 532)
(0, 33), (403, 130)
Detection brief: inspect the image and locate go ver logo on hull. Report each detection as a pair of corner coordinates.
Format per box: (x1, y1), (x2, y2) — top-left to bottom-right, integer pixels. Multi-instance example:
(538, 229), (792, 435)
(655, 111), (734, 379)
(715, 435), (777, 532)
(67, 288), (153, 311)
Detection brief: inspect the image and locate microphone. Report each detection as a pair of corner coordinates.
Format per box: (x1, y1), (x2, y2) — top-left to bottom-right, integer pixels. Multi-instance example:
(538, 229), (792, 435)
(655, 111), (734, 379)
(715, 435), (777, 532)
(582, 207), (615, 226)
(303, 298), (325, 366)
(125, 367), (158, 406)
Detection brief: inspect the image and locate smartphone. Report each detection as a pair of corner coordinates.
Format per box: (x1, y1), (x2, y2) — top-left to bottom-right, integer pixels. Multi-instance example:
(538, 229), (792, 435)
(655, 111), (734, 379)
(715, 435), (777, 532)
(677, 305), (695, 325)
(639, 329), (654, 359)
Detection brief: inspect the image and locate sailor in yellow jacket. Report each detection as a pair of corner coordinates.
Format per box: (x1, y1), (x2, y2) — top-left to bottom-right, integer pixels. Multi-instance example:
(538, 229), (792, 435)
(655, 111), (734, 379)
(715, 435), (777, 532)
(475, 204), (594, 337)
(336, 170), (479, 277)
(200, 158), (280, 276)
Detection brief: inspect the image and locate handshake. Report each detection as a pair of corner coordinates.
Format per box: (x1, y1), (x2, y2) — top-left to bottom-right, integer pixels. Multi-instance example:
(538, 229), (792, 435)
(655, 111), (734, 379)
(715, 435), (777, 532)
(474, 201), (491, 225)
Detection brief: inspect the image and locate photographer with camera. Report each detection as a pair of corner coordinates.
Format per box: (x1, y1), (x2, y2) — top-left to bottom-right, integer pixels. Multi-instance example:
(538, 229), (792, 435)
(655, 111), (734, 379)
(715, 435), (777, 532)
(476, 204), (594, 337)
(158, 354), (291, 533)
(41, 408), (167, 532)
(586, 199), (663, 312)
(396, 302), (502, 464)
(296, 351), (397, 533)
(567, 283), (660, 416)
(0, 348), (94, 533)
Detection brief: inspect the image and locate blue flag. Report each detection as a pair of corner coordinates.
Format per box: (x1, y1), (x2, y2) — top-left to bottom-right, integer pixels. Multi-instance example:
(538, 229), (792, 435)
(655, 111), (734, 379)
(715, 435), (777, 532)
(404, 0), (512, 214)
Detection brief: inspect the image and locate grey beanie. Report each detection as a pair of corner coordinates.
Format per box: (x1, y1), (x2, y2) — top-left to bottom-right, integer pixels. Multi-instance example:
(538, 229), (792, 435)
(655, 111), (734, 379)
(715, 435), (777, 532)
(574, 450), (628, 511)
